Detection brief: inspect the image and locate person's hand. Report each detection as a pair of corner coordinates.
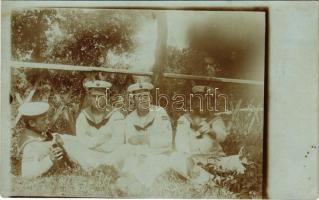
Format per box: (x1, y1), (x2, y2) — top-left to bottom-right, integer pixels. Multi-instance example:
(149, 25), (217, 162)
(49, 145), (64, 162)
(198, 121), (211, 135)
(53, 133), (64, 146)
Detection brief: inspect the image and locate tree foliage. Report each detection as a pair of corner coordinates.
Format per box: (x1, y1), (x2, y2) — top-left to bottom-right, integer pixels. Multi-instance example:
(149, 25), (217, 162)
(12, 9), (57, 61)
(12, 9), (143, 65)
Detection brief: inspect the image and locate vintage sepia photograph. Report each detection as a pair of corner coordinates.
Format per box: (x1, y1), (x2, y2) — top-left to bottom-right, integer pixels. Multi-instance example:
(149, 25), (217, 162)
(6, 5), (266, 198)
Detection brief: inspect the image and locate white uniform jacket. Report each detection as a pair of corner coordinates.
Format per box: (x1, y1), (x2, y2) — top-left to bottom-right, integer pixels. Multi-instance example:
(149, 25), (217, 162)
(19, 129), (55, 178)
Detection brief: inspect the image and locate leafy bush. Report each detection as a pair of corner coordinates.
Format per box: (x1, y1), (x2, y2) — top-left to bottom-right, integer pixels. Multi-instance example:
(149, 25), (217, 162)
(216, 103), (263, 198)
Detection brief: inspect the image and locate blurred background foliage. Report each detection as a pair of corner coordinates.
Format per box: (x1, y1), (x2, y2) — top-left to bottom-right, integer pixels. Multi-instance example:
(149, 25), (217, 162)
(10, 8), (264, 198)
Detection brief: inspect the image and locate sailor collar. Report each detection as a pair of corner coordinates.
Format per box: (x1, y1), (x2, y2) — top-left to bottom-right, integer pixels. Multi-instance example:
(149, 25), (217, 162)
(129, 108), (156, 131)
(83, 107), (117, 129)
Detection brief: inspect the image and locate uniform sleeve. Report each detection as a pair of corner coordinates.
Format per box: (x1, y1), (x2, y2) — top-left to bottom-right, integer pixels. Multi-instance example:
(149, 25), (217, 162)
(21, 143), (53, 178)
(211, 117), (228, 143)
(174, 115), (191, 154)
(150, 107), (173, 149)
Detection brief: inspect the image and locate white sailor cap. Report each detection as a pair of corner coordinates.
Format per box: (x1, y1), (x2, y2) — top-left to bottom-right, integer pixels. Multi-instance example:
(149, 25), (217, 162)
(18, 102), (49, 117)
(83, 80), (112, 90)
(127, 82), (154, 93)
(192, 85), (214, 94)
(13, 102), (49, 126)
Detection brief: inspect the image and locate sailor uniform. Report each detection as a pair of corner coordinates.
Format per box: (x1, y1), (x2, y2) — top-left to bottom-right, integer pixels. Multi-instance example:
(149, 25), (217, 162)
(170, 113), (228, 182)
(19, 129), (55, 178)
(113, 81), (174, 188)
(58, 79), (126, 171)
(174, 84), (228, 155)
(76, 107), (125, 151)
(60, 108), (125, 171)
(170, 83), (229, 182)
(115, 105), (173, 188)
(175, 114), (227, 155)
(16, 102), (58, 178)
(125, 105), (172, 150)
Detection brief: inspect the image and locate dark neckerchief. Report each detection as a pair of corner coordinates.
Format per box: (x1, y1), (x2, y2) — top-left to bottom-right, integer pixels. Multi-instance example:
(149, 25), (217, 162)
(85, 117), (110, 129)
(133, 117), (155, 132)
(83, 107), (114, 130)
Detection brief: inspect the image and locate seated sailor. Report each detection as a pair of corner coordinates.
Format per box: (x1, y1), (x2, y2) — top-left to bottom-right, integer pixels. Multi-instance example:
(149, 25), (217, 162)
(125, 82), (172, 151)
(171, 85), (229, 184)
(17, 102), (66, 178)
(59, 79), (125, 171)
(115, 80), (173, 191)
(75, 79), (125, 152)
(175, 85), (227, 156)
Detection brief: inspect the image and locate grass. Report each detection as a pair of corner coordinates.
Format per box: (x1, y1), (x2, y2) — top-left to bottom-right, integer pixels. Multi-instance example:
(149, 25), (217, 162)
(11, 169), (237, 198)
